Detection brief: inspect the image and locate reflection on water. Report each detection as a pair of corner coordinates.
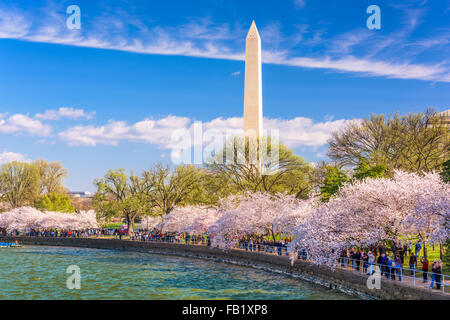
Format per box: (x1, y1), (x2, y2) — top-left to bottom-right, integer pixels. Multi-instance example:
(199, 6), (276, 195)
(0, 246), (356, 300)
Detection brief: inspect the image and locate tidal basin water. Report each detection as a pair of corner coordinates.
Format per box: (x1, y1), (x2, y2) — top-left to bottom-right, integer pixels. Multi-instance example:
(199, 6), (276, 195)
(0, 246), (355, 300)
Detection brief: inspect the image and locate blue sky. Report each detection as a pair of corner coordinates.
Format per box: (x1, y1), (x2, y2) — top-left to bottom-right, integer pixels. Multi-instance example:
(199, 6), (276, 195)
(0, 0), (449, 191)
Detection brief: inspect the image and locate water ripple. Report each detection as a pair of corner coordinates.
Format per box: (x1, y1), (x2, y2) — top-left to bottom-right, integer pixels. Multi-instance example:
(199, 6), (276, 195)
(0, 246), (355, 300)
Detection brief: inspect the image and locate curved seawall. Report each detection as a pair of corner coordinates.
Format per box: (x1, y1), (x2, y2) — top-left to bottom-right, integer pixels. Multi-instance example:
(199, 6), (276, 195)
(2, 236), (448, 300)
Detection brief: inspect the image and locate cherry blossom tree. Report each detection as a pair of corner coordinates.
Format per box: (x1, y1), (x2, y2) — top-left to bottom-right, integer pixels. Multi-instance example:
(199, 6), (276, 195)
(288, 170), (449, 266)
(0, 207), (42, 231)
(161, 206), (204, 233)
(0, 207), (98, 232)
(187, 209), (221, 235)
(210, 192), (299, 249)
(137, 216), (163, 230)
(273, 197), (316, 235)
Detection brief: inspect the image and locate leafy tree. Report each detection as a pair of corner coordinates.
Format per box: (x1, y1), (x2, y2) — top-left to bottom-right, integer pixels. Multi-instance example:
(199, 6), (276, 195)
(328, 110), (449, 174)
(94, 169), (151, 235)
(181, 170), (238, 207)
(206, 136), (315, 198)
(141, 164), (203, 215)
(0, 161), (40, 208)
(441, 159), (450, 183)
(352, 157), (386, 181)
(320, 166), (349, 202)
(33, 159), (68, 195)
(35, 193), (75, 213)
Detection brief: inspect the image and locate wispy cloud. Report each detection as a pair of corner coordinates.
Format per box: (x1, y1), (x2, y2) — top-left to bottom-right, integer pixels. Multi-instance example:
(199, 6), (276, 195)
(294, 0), (306, 9)
(231, 71), (240, 76)
(0, 151), (31, 164)
(35, 107), (95, 120)
(274, 55), (450, 82)
(0, 3), (449, 82)
(0, 7), (29, 38)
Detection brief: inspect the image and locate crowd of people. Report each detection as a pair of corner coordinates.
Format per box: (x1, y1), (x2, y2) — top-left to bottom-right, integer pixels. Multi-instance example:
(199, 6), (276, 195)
(8, 229), (93, 239)
(340, 242), (444, 290)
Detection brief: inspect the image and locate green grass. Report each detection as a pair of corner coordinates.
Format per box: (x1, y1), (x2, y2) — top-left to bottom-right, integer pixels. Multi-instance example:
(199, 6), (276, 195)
(421, 244), (448, 274)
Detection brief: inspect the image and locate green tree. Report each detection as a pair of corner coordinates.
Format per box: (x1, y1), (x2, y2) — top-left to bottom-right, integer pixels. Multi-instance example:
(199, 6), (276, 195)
(328, 110), (449, 174)
(320, 166), (349, 202)
(206, 136), (315, 198)
(141, 164), (203, 215)
(33, 159), (69, 195)
(35, 192), (75, 212)
(0, 161), (40, 208)
(94, 169), (151, 235)
(352, 157), (386, 181)
(440, 159), (450, 183)
(180, 170), (238, 207)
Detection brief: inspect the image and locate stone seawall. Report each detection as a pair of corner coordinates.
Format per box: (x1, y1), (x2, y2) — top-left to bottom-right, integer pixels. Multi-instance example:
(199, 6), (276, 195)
(2, 236), (448, 300)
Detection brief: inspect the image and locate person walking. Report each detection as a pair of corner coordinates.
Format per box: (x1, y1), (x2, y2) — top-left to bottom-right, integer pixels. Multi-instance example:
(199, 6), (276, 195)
(403, 243), (408, 260)
(395, 258), (402, 281)
(368, 251), (375, 275)
(415, 242), (422, 259)
(388, 257), (396, 280)
(420, 256), (429, 283)
(435, 260), (442, 290)
(380, 253), (387, 278)
(362, 250), (368, 273)
(395, 256), (402, 281)
(354, 249), (361, 271)
(409, 252), (417, 276)
(429, 260), (437, 290)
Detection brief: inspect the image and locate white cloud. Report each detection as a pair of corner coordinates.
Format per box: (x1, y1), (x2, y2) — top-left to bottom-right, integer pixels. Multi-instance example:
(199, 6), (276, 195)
(58, 115), (191, 147)
(1, 5), (449, 82)
(294, 0), (306, 9)
(276, 55), (449, 82)
(0, 151), (30, 164)
(231, 71), (240, 76)
(35, 107), (95, 120)
(0, 114), (51, 136)
(0, 7), (29, 38)
(58, 115), (358, 150)
(265, 117), (359, 147)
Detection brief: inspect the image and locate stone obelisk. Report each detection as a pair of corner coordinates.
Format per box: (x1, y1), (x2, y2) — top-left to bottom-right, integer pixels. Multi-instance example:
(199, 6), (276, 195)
(243, 21), (263, 137)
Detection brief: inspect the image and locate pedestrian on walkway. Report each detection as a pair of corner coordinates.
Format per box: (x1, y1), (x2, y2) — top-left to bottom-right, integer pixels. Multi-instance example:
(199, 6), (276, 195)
(415, 242), (422, 259)
(429, 260), (437, 289)
(368, 251), (375, 275)
(435, 260), (442, 290)
(420, 256), (429, 283)
(409, 252), (417, 275)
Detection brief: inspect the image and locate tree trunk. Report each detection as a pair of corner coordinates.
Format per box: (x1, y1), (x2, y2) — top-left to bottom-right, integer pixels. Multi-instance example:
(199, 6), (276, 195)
(126, 216), (134, 236)
(390, 241), (398, 257)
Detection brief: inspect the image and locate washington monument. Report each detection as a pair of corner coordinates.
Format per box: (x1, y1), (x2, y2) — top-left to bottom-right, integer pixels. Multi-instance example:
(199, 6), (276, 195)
(243, 21), (263, 137)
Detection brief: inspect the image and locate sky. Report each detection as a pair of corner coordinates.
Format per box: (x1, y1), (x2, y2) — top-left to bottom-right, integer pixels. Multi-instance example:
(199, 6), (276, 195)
(0, 0), (449, 192)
